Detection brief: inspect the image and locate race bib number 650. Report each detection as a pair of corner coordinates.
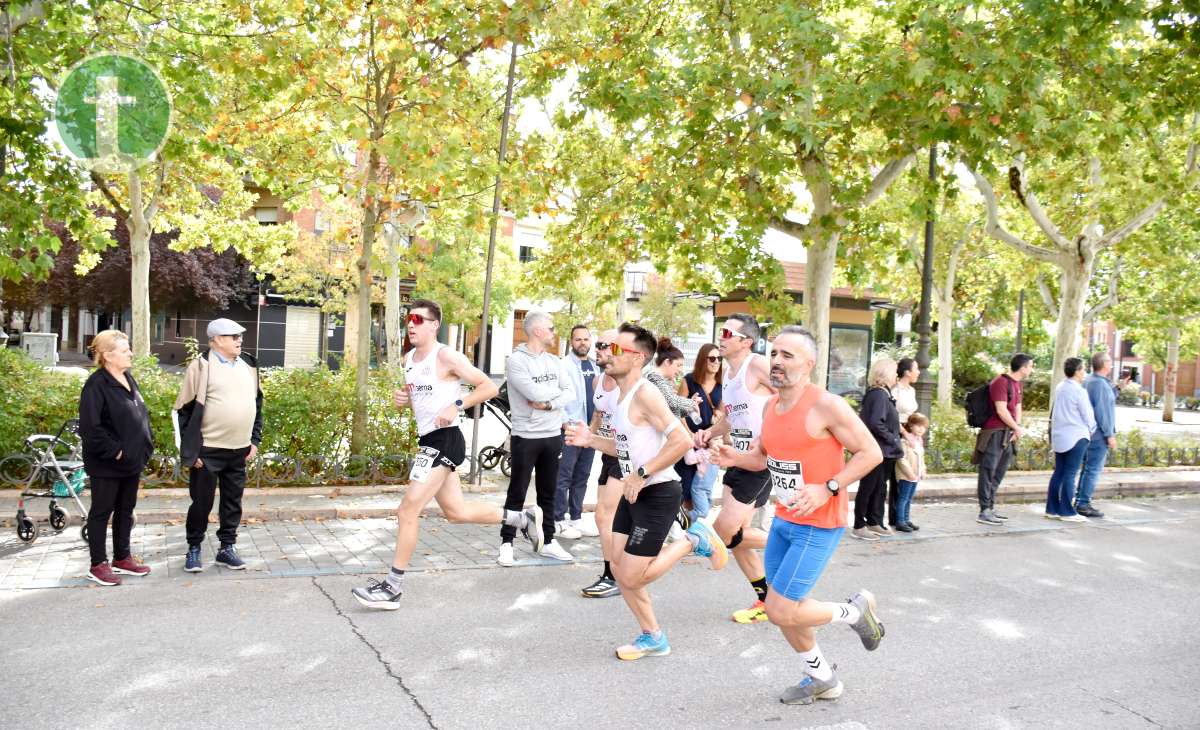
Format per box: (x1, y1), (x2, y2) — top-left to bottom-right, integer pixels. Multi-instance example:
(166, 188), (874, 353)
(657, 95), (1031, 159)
(766, 456), (803, 506)
(409, 446), (439, 483)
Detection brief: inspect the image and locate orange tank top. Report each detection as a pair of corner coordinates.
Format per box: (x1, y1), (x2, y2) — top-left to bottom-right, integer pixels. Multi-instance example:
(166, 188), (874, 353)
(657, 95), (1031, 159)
(761, 385), (848, 529)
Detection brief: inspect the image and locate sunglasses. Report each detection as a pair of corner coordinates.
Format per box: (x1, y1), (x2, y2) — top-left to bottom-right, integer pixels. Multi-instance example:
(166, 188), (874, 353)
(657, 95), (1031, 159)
(222, 334), (243, 341)
(595, 342), (610, 351)
(706, 355), (720, 363)
(407, 312), (438, 326)
(721, 328), (750, 340)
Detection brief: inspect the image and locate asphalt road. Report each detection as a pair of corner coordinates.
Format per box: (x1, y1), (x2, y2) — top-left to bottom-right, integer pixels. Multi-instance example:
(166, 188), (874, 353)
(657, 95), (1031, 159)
(4, 498), (1199, 730)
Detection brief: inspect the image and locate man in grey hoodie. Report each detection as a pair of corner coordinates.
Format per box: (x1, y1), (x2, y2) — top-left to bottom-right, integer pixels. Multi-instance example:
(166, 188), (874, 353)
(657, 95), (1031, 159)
(499, 311), (576, 565)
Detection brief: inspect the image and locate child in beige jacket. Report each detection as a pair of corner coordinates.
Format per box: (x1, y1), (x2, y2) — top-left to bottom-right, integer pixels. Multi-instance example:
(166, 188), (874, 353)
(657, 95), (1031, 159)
(895, 413), (929, 532)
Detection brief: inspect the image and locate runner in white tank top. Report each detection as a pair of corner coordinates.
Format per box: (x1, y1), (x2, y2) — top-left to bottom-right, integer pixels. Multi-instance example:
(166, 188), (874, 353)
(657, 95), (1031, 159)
(612, 379), (679, 485)
(351, 300), (544, 611)
(565, 323), (728, 660)
(698, 314), (777, 624)
(404, 344), (464, 437)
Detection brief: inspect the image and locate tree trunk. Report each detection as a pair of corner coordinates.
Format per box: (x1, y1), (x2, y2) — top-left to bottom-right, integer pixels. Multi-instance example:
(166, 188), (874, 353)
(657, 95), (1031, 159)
(126, 169), (152, 358)
(936, 293), (954, 409)
(384, 229), (403, 372)
(343, 294), (359, 369)
(1163, 326), (1180, 423)
(1050, 251), (1094, 391)
(804, 231), (838, 389)
(350, 147), (381, 455)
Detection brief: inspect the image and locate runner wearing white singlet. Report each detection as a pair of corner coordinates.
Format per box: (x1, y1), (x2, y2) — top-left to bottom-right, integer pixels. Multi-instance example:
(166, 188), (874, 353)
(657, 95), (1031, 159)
(565, 323), (728, 660)
(351, 300), (544, 610)
(694, 313), (776, 624)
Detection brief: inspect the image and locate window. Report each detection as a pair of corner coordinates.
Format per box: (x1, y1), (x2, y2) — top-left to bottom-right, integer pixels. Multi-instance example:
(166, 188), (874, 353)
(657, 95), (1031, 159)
(519, 245), (537, 264)
(314, 210), (328, 236)
(152, 312), (165, 344)
(627, 271), (648, 298)
(1121, 339), (1136, 358)
(254, 207), (279, 225)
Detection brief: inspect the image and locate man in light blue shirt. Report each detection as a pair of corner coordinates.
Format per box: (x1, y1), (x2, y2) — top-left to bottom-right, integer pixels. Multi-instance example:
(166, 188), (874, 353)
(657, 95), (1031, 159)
(1076, 352), (1118, 518)
(555, 325), (598, 539)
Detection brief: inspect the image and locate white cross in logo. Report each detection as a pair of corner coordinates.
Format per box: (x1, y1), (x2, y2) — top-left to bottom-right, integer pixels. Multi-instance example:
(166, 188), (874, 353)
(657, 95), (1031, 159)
(83, 75), (136, 165)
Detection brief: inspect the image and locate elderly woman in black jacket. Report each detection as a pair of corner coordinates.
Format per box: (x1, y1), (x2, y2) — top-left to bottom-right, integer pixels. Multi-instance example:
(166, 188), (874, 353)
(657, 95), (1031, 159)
(78, 330), (154, 586)
(853, 357), (903, 541)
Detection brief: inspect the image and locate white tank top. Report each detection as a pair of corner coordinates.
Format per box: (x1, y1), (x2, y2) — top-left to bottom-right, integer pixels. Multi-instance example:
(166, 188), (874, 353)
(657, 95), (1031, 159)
(593, 372), (619, 439)
(723, 354), (771, 453)
(611, 379), (679, 485)
(404, 345), (461, 437)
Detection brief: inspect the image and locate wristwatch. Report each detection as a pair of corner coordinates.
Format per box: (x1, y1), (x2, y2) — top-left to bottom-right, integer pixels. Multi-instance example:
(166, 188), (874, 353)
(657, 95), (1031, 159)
(637, 466), (648, 479)
(454, 399), (464, 411)
(825, 479), (840, 495)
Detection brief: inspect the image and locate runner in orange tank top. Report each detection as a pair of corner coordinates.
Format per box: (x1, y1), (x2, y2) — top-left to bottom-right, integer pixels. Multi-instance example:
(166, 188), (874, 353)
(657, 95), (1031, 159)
(712, 326), (888, 706)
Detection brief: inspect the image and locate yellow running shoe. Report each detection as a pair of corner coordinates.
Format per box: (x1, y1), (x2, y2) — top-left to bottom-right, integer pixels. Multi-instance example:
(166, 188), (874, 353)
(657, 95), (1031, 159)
(731, 600), (768, 624)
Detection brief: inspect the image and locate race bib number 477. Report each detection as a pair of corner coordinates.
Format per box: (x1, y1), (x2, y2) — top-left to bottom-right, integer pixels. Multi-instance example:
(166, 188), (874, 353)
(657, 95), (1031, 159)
(767, 456), (803, 506)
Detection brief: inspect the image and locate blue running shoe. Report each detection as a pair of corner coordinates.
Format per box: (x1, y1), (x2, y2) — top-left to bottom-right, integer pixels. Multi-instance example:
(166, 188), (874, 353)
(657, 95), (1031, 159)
(215, 544), (246, 570)
(184, 545), (203, 573)
(686, 521), (729, 570)
(615, 630), (670, 661)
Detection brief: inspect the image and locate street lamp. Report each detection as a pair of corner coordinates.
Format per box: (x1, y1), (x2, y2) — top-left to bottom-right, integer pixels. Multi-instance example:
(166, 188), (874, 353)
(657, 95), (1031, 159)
(914, 143), (937, 417)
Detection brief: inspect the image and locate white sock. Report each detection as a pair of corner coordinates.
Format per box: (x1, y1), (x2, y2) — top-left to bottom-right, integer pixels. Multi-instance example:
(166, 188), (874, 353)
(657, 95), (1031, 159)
(503, 509), (527, 528)
(827, 602), (861, 625)
(799, 644), (834, 681)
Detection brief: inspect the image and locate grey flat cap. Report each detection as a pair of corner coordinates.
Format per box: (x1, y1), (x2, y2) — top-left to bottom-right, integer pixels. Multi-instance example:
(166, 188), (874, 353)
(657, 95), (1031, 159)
(207, 318), (246, 338)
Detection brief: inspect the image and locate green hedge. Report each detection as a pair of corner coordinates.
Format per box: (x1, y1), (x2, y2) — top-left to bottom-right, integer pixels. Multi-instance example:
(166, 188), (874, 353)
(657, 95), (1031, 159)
(0, 349), (417, 468)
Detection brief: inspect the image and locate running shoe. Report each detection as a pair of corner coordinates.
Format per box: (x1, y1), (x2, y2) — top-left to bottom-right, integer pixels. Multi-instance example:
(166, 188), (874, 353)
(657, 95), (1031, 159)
(850, 527), (880, 542)
(992, 511), (1010, 521)
(847, 589), (885, 651)
(686, 521), (729, 570)
(977, 510), (1004, 525)
(1061, 514), (1088, 523)
(615, 630), (670, 660)
(351, 578), (403, 610)
(497, 543), (515, 567)
(675, 505), (691, 531)
(184, 545), (203, 572)
(521, 506), (544, 552)
(87, 562), (121, 586)
(556, 520), (582, 540)
(581, 575), (621, 598)
(111, 557), (151, 576)
(540, 539), (575, 562)
(215, 544), (246, 570)
(574, 518), (600, 537)
(731, 600), (769, 624)
(779, 673), (843, 705)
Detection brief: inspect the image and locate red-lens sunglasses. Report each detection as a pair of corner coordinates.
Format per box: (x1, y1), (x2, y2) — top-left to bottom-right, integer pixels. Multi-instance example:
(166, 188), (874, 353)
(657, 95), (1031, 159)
(721, 328), (750, 340)
(407, 312), (437, 326)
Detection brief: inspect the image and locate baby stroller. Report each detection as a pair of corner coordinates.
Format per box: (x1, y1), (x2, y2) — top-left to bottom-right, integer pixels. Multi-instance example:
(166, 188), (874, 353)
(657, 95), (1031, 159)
(13, 419), (89, 544)
(476, 380), (513, 477)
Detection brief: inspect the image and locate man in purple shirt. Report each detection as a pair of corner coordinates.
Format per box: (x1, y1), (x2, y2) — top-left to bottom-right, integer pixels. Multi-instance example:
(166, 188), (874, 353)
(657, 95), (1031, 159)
(973, 353), (1033, 526)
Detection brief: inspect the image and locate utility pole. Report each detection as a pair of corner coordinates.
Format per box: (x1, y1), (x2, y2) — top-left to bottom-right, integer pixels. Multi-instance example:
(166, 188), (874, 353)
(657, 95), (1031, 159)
(469, 42), (518, 485)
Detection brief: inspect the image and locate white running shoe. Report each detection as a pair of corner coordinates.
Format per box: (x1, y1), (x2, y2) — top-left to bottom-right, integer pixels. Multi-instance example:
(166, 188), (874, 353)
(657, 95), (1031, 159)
(556, 520), (582, 540)
(1061, 514), (1088, 523)
(666, 522), (685, 543)
(540, 539), (575, 562)
(574, 518), (600, 537)
(497, 543), (515, 567)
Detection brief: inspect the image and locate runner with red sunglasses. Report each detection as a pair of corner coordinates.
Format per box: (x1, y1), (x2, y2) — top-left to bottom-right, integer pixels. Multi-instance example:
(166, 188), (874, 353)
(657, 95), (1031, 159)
(352, 299), (544, 610)
(694, 313), (777, 623)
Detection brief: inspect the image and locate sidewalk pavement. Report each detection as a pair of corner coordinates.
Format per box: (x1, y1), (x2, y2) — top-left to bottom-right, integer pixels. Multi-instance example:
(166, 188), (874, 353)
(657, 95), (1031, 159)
(2, 490), (1198, 591)
(2, 466), (1196, 526)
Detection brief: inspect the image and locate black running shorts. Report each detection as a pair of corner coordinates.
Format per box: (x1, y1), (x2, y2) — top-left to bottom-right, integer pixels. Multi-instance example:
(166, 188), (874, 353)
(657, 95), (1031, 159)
(724, 466), (772, 508)
(597, 453), (624, 485)
(416, 427), (467, 471)
(612, 480), (683, 557)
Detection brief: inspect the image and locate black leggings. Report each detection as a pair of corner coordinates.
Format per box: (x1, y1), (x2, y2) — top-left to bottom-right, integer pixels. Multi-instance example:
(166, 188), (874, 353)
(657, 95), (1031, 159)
(500, 434), (561, 544)
(86, 474), (140, 566)
(854, 459), (894, 530)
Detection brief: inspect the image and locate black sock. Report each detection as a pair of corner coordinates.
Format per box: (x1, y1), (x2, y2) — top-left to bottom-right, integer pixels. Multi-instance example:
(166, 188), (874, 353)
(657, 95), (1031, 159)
(751, 576), (768, 602)
(726, 528), (744, 550)
(603, 560), (613, 580)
